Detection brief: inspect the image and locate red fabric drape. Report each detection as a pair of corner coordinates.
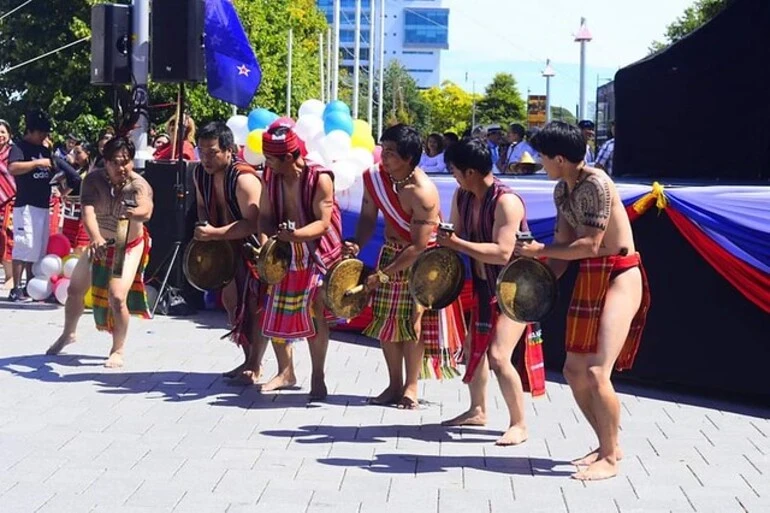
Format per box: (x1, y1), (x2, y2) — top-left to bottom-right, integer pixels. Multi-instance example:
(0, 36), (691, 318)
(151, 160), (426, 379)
(665, 207), (770, 314)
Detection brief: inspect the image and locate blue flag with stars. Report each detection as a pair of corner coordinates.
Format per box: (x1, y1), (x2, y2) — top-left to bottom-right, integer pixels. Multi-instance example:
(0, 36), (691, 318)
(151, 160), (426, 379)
(204, 0), (261, 108)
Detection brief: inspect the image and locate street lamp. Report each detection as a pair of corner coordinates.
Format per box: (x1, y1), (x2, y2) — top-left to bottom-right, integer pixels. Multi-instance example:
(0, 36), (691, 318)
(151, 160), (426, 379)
(574, 17), (592, 120)
(542, 59), (555, 123)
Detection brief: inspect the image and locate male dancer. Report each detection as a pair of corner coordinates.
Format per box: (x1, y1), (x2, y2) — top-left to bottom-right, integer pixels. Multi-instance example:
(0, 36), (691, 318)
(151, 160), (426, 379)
(47, 137), (154, 367)
(438, 138), (546, 445)
(344, 124), (465, 409)
(259, 125), (343, 400)
(192, 122), (268, 384)
(517, 122), (651, 480)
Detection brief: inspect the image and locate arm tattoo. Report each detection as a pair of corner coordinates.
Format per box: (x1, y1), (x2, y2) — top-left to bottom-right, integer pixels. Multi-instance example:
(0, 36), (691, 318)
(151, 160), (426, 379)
(573, 175), (612, 230)
(412, 219), (438, 226)
(554, 211), (561, 233)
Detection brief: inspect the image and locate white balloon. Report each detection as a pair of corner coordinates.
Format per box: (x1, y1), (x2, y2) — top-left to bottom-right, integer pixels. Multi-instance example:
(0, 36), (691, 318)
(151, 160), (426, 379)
(62, 256), (79, 279)
(323, 130), (352, 163)
(348, 148), (375, 175)
(330, 159), (358, 192)
(306, 132), (325, 154)
(243, 146), (266, 166)
(32, 260), (43, 277)
(294, 115), (324, 142)
(226, 115), (250, 147)
(27, 277), (53, 301)
(304, 151), (326, 166)
(39, 254), (62, 279)
(54, 278), (70, 305)
(298, 99), (326, 119)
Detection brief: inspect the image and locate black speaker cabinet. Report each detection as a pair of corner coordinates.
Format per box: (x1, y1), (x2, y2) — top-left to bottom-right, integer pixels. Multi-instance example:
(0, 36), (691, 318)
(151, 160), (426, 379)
(151, 0), (205, 83)
(90, 4), (132, 85)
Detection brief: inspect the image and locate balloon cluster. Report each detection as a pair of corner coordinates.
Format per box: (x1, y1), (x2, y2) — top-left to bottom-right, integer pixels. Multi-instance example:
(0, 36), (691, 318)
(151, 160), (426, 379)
(27, 233), (79, 304)
(225, 99), (383, 192)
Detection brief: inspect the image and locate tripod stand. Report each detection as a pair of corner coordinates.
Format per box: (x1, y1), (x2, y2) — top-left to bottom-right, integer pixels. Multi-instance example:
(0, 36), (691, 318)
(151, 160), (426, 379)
(149, 83), (194, 317)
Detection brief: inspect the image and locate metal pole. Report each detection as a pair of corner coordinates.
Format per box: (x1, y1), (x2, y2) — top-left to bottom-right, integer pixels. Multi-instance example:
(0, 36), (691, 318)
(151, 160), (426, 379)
(471, 81), (476, 129)
(286, 28), (293, 117)
(319, 32), (325, 103)
(130, 0), (150, 167)
(367, 0), (375, 126)
(578, 18), (587, 119)
(332, 0), (341, 100)
(352, 0), (361, 118)
(376, 0), (385, 139)
(326, 27), (332, 103)
(546, 76), (552, 123)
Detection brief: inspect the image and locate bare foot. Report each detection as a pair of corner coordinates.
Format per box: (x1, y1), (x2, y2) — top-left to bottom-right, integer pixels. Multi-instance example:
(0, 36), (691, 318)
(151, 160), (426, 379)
(260, 371), (297, 392)
(397, 395), (419, 410)
(104, 351), (124, 368)
(309, 380), (328, 402)
(46, 334), (76, 355)
(495, 425), (528, 446)
(229, 369), (262, 386)
(223, 362), (246, 379)
(441, 406), (487, 426)
(2, 280), (13, 290)
(572, 456), (618, 481)
(571, 446), (624, 466)
(367, 387), (401, 405)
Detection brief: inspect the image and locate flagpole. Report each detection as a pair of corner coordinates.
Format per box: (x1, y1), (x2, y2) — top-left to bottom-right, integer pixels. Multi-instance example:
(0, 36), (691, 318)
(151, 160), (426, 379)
(367, 0), (374, 126)
(319, 32), (325, 103)
(352, 0), (361, 118)
(332, 0), (340, 101)
(376, 0), (385, 139)
(130, 0), (150, 167)
(326, 27), (332, 103)
(286, 27), (293, 117)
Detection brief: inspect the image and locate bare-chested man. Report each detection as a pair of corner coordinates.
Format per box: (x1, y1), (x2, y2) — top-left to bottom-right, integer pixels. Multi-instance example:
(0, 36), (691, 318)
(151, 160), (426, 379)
(439, 138), (546, 445)
(192, 121), (269, 384)
(259, 125), (343, 401)
(344, 124), (465, 409)
(516, 122), (651, 480)
(47, 137), (155, 367)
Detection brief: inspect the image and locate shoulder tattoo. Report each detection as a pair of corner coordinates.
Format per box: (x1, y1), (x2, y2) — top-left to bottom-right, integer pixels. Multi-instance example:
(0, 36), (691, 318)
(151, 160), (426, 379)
(573, 175), (612, 230)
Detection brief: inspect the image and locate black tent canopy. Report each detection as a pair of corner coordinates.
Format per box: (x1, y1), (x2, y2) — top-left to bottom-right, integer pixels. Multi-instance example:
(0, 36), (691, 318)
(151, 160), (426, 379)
(613, 0), (770, 181)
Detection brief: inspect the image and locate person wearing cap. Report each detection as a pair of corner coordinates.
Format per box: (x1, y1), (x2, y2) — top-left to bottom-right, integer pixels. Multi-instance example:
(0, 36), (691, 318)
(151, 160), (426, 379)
(486, 124), (504, 172)
(7, 110), (54, 302)
(191, 121), (269, 384)
(578, 120), (596, 164)
(594, 122), (615, 176)
(259, 125), (343, 401)
(54, 133), (81, 164)
(500, 123), (541, 174)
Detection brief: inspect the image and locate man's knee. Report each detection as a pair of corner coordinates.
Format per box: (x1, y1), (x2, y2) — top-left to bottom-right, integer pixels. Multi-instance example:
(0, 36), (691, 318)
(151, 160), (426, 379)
(108, 288), (128, 311)
(563, 360), (587, 387)
(487, 345), (511, 372)
(586, 365), (611, 389)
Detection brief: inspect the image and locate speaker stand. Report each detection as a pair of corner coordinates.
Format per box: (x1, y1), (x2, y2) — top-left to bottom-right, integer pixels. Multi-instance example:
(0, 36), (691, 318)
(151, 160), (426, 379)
(148, 83), (194, 317)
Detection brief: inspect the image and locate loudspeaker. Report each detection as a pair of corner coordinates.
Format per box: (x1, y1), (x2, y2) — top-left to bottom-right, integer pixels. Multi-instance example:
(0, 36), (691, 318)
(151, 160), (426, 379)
(90, 4), (131, 85)
(151, 0), (205, 83)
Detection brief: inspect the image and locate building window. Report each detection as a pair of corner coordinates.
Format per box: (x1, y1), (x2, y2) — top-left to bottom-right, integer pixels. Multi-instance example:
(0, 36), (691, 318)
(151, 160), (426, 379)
(340, 29), (371, 43)
(406, 69), (434, 73)
(403, 8), (449, 49)
(402, 50), (433, 55)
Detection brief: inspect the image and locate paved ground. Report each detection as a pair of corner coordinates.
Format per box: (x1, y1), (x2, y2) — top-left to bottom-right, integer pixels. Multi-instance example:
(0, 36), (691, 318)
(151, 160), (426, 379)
(0, 294), (768, 513)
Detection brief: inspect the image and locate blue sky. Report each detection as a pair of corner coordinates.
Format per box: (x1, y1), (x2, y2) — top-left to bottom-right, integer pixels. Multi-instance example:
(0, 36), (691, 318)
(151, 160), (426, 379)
(439, 0), (695, 113)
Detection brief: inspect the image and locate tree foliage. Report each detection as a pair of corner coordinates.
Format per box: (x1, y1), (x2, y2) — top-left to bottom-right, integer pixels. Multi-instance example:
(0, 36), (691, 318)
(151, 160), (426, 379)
(550, 106), (576, 125)
(0, 0), (326, 143)
(649, 0), (730, 53)
(382, 60), (428, 134)
(476, 73), (526, 127)
(420, 80), (479, 135)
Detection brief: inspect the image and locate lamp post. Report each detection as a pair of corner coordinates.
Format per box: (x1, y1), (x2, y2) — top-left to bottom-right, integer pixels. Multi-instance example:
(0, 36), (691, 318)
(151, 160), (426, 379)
(542, 59), (555, 123)
(574, 17), (592, 120)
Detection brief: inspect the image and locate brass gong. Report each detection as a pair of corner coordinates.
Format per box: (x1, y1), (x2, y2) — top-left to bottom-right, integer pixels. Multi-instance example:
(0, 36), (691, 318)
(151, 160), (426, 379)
(243, 237), (292, 285)
(409, 247), (465, 310)
(496, 258), (558, 323)
(183, 240), (236, 291)
(323, 258), (370, 319)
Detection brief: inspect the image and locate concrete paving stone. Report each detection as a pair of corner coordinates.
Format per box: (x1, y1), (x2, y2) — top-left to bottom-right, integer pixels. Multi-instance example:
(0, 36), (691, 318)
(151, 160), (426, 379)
(210, 469), (268, 502)
(171, 491), (238, 513)
(0, 481), (56, 511)
(169, 458), (230, 491)
(124, 480), (188, 509)
(41, 465), (106, 494)
(210, 446), (261, 469)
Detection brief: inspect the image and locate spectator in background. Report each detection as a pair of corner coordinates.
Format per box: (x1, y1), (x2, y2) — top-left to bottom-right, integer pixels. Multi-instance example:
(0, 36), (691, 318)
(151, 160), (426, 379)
(154, 113), (196, 161)
(486, 124), (504, 169)
(442, 131), (459, 149)
(153, 133), (171, 151)
(0, 119), (15, 289)
(55, 133), (81, 163)
(577, 119), (596, 164)
(594, 122), (615, 176)
(94, 128), (115, 169)
(419, 133), (447, 173)
(7, 109), (54, 302)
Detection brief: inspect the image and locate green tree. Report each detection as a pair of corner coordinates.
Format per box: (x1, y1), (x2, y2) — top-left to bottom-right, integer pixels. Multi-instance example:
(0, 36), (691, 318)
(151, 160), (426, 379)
(420, 80), (479, 135)
(382, 60), (429, 134)
(649, 0), (730, 52)
(0, 0), (326, 142)
(550, 106), (577, 125)
(475, 73), (526, 127)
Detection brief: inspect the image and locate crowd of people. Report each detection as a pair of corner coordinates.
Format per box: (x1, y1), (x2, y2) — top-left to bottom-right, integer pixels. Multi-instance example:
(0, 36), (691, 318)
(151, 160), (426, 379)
(1, 107), (642, 481)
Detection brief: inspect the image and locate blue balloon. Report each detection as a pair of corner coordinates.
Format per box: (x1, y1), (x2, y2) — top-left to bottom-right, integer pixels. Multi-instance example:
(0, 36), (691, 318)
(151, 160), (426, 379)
(323, 100), (351, 118)
(323, 110), (354, 135)
(248, 108), (279, 131)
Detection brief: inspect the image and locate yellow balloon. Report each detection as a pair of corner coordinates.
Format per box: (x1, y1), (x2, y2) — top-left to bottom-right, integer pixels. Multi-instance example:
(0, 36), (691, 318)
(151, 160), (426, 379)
(352, 133), (376, 152)
(83, 287), (93, 308)
(246, 129), (264, 154)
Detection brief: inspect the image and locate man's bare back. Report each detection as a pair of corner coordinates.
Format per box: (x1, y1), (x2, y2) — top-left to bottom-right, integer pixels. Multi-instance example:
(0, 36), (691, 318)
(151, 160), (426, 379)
(554, 168), (635, 254)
